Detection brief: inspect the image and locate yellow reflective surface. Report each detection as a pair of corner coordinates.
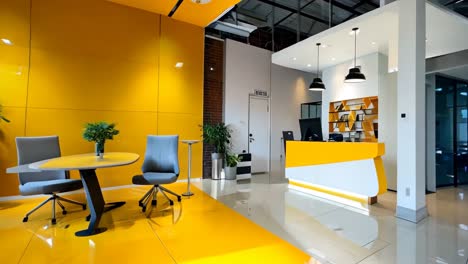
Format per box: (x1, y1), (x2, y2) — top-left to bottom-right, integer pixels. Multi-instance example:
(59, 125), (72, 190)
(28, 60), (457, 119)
(0, 184), (312, 263)
(285, 141), (385, 168)
(36, 152), (139, 170)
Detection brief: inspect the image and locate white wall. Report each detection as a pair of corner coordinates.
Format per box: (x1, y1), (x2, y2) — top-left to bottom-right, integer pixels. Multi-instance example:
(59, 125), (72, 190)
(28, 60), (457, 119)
(225, 39), (318, 181)
(322, 52), (398, 190)
(379, 56), (398, 191)
(270, 65), (319, 183)
(224, 39), (271, 154)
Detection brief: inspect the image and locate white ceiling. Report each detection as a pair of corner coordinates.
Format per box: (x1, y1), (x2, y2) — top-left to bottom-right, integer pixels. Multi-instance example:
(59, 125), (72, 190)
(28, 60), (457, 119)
(272, 1), (468, 73)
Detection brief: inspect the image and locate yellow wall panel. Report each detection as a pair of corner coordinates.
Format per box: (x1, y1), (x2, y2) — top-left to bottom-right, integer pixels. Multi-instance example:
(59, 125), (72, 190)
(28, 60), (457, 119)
(157, 113), (203, 180)
(158, 17), (204, 115)
(28, 49), (159, 112)
(0, 107), (26, 196)
(0, 0), (30, 108)
(31, 0), (159, 64)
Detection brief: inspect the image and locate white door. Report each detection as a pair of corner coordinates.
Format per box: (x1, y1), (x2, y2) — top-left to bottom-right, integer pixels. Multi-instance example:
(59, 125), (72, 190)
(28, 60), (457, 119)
(249, 96), (269, 173)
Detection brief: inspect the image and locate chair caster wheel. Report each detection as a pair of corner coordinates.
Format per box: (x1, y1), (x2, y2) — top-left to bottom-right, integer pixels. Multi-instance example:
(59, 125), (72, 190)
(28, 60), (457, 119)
(142, 206), (146, 213)
(86, 215), (91, 221)
(62, 211), (67, 215)
(82, 205), (87, 210)
(152, 200), (157, 206)
(169, 200), (174, 206)
(177, 197), (182, 202)
(51, 219), (57, 225)
(23, 217), (28, 223)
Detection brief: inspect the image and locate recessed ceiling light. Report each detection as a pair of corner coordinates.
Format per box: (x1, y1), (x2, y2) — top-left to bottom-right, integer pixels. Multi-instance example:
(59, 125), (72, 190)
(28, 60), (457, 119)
(322, 44), (328, 48)
(307, 64), (312, 67)
(371, 42), (376, 45)
(1, 38), (12, 45)
(192, 0), (212, 4)
(293, 57), (297, 61)
(175, 62), (184, 68)
(210, 67), (214, 71)
(331, 58), (336, 61)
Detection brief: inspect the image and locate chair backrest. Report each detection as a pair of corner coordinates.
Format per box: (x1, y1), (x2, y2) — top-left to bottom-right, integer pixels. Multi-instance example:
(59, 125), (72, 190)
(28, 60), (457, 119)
(16, 136), (67, 185)
(142, 135), (179, 175)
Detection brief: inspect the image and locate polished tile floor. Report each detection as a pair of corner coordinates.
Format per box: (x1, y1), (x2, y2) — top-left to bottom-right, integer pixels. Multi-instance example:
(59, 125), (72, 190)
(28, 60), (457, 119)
(0, 183), (312, 264)
(194, 175), (468, 264)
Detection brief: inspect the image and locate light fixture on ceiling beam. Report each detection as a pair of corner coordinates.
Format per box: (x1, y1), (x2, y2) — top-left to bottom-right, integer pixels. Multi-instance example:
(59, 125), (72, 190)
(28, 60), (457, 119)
(309, 43), (325, 91)
(345, 27), (366, 83)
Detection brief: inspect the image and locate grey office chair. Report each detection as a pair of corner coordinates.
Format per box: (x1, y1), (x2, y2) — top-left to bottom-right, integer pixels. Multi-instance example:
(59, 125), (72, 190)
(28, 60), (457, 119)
(132, 135), (182, 212)
(16, 136), (86, 224)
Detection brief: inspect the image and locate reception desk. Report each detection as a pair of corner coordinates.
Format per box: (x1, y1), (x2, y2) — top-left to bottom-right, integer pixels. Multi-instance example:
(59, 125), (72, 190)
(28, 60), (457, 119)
(285, 141), (387, 205)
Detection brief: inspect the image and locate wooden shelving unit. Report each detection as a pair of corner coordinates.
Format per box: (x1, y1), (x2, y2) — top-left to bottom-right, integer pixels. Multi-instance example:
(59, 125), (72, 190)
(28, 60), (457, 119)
(328, 96), (378, 142)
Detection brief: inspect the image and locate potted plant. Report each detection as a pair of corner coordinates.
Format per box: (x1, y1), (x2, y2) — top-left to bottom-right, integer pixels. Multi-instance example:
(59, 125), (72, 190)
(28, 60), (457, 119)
(83, 121), (119, 158)
(225, 153), (241, 180)
(201, 122), (231, 179)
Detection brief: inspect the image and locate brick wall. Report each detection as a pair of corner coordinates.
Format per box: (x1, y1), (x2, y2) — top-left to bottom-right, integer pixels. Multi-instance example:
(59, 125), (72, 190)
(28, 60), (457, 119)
(203, 36), (225, 178)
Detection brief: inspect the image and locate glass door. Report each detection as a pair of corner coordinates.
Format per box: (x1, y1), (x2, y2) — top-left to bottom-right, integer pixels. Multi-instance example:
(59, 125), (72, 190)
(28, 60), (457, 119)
(435, 76), (468, 187)
(436, 76), (455, 187)
(456, 82), (468, 185)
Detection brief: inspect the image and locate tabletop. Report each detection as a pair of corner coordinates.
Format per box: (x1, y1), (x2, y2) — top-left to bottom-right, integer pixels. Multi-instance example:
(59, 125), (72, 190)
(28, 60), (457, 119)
(27, 152), (140, 171)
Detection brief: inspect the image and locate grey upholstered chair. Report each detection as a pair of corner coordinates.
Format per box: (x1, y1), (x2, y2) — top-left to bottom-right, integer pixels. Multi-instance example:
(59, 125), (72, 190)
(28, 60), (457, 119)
(132, 135), (182, 212)
(16, 136), (86, 224)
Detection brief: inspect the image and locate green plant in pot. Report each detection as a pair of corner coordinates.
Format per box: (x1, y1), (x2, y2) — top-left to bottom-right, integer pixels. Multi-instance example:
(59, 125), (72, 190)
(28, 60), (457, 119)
(83, 122), (119, 158)
(201, 122), (231, 179)
(225, 153), (241, 180)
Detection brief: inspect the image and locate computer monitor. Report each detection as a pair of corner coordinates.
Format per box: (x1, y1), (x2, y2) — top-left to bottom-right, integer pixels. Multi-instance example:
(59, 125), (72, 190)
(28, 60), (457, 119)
(299, 118), (323, 141)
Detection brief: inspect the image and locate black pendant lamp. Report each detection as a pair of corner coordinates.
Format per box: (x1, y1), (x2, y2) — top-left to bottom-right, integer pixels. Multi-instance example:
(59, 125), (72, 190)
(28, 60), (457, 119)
(345, 27), (366, 83)
(309, 43), (325, 91)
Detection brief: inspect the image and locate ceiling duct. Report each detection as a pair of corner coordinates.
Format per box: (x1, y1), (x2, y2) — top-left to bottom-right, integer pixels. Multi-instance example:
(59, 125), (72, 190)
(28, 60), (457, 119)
(209, 20), (257, 37)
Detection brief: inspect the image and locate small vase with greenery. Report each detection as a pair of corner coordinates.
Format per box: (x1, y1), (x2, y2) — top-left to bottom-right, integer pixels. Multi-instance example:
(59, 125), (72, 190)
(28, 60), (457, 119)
(224, 153), (242, 180)
(83, 122), (119, 158)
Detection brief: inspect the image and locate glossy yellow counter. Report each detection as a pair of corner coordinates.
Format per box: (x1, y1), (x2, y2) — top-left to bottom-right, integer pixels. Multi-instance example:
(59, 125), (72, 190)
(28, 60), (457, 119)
(285, 141), (387, 203)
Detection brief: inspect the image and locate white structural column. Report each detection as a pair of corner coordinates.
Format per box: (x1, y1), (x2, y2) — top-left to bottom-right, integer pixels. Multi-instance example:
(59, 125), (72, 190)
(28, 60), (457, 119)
(396, 0), (427, 222)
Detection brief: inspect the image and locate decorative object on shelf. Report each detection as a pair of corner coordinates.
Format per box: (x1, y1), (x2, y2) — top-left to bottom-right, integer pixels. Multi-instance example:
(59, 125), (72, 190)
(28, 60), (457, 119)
(345, 27), (366, 83)
(83, 121), (119, 158)
(225, 153), (242, 180)
(328, 96), (378, 142)
(201, 122), (232, 180)
(0, 104), (10, 123)
(309, 43), (326, 91)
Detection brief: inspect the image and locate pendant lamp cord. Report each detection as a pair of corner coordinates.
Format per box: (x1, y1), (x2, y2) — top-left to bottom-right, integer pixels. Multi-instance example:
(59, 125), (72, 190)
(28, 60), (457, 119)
(317, 44), (320, 78)
(354, 29), (357, 68)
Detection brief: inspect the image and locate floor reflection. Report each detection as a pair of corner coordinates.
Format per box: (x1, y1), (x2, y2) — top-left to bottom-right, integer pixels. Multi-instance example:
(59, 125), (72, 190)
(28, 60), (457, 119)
(195, 177), (468, 264)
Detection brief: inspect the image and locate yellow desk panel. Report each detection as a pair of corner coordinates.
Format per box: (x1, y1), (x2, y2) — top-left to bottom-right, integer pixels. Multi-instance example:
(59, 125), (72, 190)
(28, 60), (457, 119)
(174, 0), (241, 27)
(285, 141), (387, 203)
(286, 141), (385, 168)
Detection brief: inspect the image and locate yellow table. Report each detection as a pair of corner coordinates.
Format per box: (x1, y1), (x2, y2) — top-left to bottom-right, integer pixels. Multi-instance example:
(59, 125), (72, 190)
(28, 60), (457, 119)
(29, 152), (139, 237)
(285, 141), (387, 204)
